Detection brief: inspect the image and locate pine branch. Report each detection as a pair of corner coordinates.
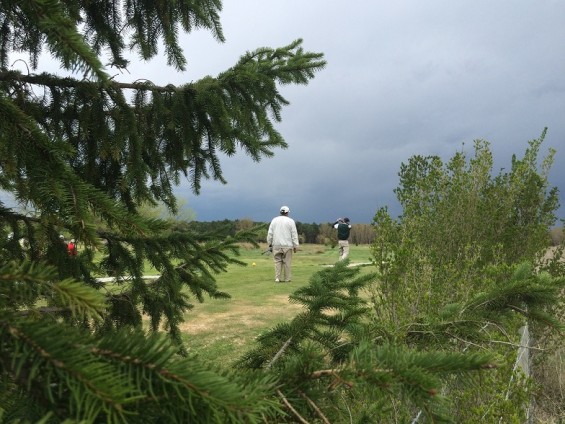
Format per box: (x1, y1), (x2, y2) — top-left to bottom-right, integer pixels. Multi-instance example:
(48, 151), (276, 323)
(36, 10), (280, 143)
(0, 320), (133, 422)
(92, 329), (279, 423)
(16, 0), (108, 80)
(2, 0), (225, 74)
(0, 259), (105, 319)
(0, 70), (189, 92)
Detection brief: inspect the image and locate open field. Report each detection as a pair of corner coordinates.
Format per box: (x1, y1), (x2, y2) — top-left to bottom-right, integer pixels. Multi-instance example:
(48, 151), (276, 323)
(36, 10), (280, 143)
(173, 243), (376, 364)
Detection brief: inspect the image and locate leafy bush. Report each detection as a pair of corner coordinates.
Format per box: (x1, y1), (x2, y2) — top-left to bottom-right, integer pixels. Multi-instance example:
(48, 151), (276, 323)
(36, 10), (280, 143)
(369, 136), (564, 421)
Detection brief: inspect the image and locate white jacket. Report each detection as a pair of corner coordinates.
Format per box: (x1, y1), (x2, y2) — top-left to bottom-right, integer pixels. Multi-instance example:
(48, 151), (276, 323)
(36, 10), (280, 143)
(267, 215), (299, 248)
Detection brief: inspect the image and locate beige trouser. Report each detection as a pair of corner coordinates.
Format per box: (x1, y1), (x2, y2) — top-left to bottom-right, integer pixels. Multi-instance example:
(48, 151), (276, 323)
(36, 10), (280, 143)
(273, 247), (293, 281)
(338, 240), (349, 260)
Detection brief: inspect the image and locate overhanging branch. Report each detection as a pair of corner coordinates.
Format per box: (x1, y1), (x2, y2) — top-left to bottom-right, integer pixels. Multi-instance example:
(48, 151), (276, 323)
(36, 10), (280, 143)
(0, 70), (194, 94)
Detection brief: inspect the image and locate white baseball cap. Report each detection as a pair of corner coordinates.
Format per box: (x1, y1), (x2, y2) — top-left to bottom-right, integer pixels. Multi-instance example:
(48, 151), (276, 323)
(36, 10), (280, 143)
(280, 205), (290, 213)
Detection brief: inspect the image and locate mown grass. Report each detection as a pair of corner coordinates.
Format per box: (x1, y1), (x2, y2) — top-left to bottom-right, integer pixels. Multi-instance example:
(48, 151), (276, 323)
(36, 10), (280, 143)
(178, 243), (376, 365)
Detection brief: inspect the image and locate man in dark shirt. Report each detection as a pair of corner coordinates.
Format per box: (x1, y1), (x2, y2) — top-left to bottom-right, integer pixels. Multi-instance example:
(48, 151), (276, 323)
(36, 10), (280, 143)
(333, 217), (352, 260)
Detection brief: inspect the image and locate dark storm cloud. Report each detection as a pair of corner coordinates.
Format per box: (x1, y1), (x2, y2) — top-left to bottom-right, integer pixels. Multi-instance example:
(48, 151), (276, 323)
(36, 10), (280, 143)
(3, 1), (564, 224)
(170, 0), (565, 224)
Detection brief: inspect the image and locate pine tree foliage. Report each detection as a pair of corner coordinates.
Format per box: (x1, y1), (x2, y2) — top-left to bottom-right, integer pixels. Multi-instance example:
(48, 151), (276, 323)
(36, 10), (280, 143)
(1, 320), (280, 423)
(237, 262), (376, 370)
(0, 0), (326, 421)
(235, 261), (564, 423)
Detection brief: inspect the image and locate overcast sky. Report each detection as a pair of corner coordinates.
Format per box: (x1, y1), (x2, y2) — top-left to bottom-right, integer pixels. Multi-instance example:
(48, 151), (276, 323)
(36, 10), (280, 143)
(164, 0), (565, 224)
(6, 1), (565, 224)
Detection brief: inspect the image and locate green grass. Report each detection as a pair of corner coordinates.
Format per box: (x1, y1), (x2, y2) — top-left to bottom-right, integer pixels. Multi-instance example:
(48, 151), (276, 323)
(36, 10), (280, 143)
(178, 243), (375, 365)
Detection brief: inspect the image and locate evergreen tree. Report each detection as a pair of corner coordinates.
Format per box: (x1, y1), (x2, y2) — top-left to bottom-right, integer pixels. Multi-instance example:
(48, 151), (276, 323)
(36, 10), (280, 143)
(0, 1), (325, 421)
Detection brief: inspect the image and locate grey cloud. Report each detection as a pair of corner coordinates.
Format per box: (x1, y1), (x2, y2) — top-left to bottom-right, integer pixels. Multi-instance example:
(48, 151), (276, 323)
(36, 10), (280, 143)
(5, 0), (565, 225)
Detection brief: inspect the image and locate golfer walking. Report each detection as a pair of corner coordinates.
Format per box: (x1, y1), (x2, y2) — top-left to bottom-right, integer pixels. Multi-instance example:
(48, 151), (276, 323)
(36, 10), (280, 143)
(267, 206), (299, 282)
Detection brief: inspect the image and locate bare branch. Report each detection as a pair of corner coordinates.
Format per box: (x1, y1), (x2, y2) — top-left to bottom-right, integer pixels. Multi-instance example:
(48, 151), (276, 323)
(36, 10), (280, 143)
(277, 389), (309, 424)
(299, 391), (331, 424)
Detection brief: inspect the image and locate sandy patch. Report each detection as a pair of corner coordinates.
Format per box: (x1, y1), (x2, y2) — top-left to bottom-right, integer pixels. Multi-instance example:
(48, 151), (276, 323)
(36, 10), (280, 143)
(179, 294), (304, 335)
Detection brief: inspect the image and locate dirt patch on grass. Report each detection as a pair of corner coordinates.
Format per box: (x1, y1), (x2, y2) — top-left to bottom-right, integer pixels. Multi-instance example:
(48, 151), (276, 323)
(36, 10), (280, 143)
(179, 295), (304, 335)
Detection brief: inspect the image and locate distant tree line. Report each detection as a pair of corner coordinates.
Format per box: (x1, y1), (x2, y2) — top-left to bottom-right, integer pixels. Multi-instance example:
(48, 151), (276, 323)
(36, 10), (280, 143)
(183, 219), (564, 247)
(183, 219), (377, 244)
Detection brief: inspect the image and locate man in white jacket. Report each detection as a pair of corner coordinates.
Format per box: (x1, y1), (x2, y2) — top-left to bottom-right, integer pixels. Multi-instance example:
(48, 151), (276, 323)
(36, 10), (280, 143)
(267, 205), (299, 282)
